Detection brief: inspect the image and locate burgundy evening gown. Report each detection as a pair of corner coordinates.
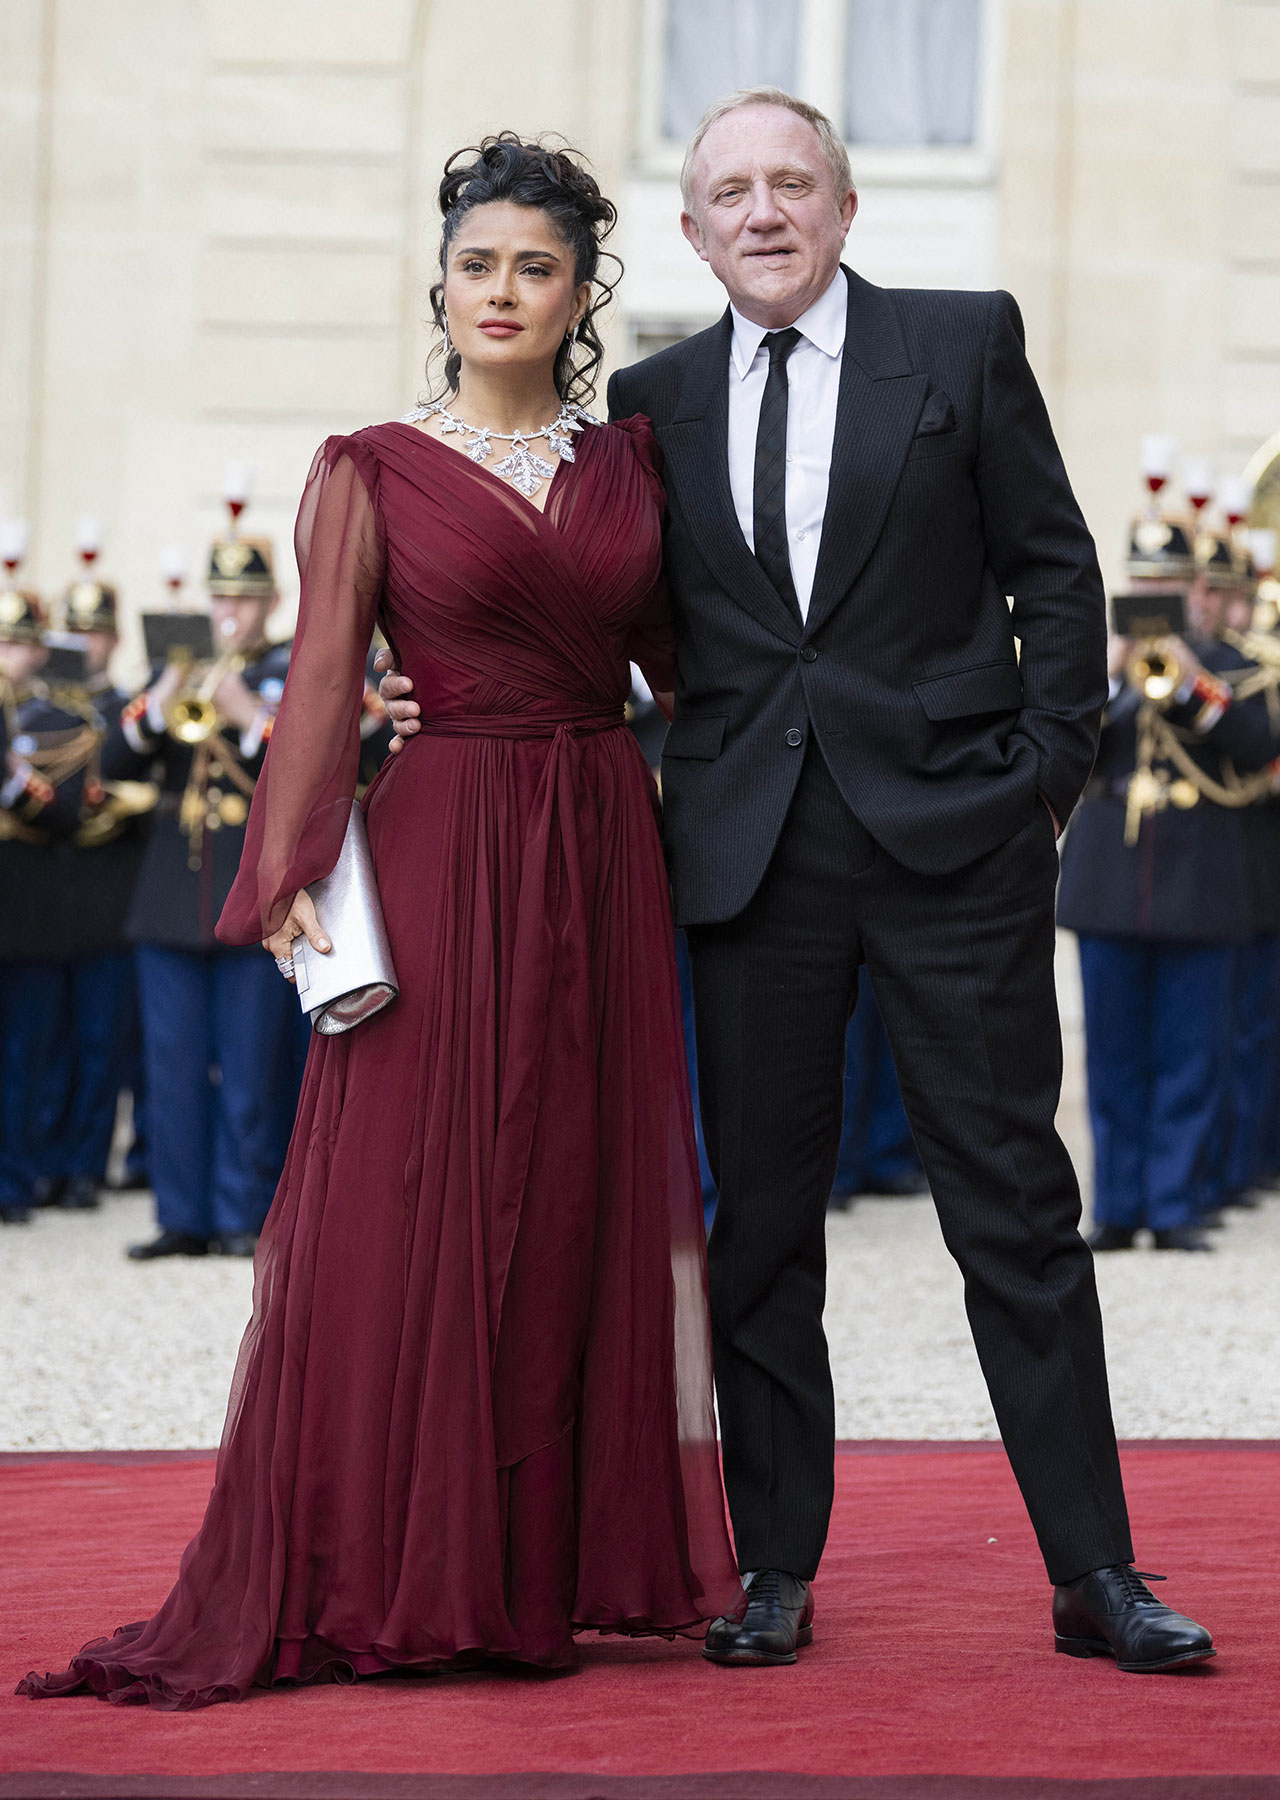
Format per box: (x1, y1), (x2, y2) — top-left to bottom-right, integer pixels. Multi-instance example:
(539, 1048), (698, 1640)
(19, 415), (741, 1709)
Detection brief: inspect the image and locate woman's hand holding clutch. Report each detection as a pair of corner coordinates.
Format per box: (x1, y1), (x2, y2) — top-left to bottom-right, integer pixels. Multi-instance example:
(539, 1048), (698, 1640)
(264, 892), (330, 984)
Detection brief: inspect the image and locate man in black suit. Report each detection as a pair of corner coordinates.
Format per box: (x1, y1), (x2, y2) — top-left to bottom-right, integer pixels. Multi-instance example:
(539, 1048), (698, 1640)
(383, 87), (1213, 1674)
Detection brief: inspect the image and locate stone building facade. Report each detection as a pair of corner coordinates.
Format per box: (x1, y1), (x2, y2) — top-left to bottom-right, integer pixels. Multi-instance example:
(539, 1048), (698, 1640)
(2, 0), (1278, 662)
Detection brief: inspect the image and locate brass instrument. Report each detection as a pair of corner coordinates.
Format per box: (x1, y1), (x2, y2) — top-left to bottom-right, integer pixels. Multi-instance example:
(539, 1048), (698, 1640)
(163, 649), (244, 745)
(74, 778), (159, 848)
(1125, 638), (1184, 705)
(1122, 635), (1272, 845)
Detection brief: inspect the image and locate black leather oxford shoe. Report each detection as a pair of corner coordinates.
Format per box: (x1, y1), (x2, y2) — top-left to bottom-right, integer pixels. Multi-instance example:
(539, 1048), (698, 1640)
(60, 1175), (100, 1211)
(703, 1568), (813, 1666)
(126, 1230), (210, 1260)
(1152, 1228), (1213, 1252)
(216, 1232), (258, 1257)
(1053, 1565), (1215, 1672)
(1087, 1225), (1135, 1251)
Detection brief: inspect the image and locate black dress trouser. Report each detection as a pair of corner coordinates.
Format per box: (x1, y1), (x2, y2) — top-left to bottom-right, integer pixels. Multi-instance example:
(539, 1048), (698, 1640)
(686, 748), (1135, 1586)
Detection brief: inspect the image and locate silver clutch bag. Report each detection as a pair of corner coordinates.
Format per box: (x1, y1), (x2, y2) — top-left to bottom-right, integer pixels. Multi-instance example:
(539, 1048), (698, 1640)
(292, 800), (399, 1035)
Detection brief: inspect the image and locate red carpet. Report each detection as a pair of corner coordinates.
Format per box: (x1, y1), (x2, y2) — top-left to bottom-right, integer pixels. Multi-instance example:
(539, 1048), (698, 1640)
(1, 1443), (1276, 1800)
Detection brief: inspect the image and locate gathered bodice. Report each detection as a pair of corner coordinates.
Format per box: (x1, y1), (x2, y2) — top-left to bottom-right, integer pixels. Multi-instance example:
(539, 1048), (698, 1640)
(217, 411), (674, 945)
(372, 421), (664, 726)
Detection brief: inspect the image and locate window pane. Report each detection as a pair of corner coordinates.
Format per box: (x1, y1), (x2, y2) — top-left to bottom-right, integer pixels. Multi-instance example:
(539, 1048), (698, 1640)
(663, 0), (801, 142)
(844, 0), (981, 146)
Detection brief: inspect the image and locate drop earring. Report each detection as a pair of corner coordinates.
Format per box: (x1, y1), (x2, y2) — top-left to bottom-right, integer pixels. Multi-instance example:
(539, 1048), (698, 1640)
(565, 325), (579, 368)
(442, 314), (453, 360)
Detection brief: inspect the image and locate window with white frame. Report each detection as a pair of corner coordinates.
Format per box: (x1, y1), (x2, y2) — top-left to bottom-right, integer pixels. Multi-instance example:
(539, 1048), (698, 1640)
(663, 1), (802, 141)
(844, 0), (981, 145)
(653, 0), (986, 157)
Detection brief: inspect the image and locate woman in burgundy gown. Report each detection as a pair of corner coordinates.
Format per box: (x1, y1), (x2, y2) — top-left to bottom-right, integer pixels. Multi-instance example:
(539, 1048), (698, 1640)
(20, 136), (740, 1709)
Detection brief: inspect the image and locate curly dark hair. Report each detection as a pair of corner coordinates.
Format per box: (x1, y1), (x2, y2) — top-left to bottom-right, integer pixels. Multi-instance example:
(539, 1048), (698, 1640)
(426, 132), (620, 408)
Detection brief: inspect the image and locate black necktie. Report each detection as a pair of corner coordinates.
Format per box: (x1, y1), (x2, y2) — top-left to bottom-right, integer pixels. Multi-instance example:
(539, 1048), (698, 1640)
(752, 327), (802, 617)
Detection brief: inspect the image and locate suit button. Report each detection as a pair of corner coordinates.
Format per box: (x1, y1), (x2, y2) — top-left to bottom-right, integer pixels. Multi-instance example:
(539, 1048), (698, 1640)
(784, 728), (804, 748)
(800, 646), (818, 663)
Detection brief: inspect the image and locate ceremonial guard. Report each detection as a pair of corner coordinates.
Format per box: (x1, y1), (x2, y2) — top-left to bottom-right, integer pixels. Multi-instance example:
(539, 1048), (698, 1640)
(40, 573), (154, 1208)
(1216, 534), (1280, 1204)
(1058, 498), (1280, 1250)
(0, 589), (94, 1223)
(101, 528), (302, 1259)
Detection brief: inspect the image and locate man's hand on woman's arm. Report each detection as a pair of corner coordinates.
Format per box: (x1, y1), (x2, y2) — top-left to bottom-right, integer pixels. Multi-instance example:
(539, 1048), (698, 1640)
(374, 649), (675, 742)
(373, 646), (419, 755)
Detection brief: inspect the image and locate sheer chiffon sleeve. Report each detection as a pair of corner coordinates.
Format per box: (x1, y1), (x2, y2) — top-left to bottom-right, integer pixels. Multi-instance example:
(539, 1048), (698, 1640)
(216, 437), (384, 946)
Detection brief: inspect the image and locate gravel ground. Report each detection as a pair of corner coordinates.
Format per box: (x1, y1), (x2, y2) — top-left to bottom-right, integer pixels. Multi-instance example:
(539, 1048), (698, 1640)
(2, 936), (1277, 1450)
(3, 1188), (1275, 1452)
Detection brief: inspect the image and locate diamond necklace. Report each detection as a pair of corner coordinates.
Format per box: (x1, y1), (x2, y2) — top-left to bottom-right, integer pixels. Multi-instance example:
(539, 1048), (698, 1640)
(401, 398), (601, 499)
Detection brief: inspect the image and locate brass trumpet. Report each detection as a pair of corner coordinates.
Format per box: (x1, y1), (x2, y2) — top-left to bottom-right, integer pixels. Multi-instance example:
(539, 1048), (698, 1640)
(163, 649), (244, 745)
(1126, 638), (1184, 705)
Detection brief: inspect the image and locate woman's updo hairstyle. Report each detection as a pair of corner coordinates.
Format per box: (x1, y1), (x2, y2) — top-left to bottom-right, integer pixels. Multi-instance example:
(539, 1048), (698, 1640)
(427, 132), (620, 408)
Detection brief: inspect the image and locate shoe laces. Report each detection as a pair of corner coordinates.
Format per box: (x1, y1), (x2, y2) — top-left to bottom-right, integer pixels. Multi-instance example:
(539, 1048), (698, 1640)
(1110, 1565), (1167, 1606)
(744, 1568), (784, 1608)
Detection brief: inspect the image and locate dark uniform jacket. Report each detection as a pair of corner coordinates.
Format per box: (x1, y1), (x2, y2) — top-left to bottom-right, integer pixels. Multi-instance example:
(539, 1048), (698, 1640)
(608, 268), (1107, 925)
(0, 684), (91, 962)
(101, 642), (293, 951)
(60, 674), (153, 959)
(1057, 640), (1280, 943)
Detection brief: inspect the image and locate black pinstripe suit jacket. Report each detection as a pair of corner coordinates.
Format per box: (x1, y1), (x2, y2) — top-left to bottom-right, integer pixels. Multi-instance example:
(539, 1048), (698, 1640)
(607, 266), (1107, 927)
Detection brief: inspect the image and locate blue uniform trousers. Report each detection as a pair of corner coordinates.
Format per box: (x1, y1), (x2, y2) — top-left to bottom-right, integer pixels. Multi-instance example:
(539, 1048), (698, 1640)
(1223, 935), (1280, 1196)
(1260, 964), (1280, 1183)
(42, 950), (142, 1181)
(1078, 935), (1235, 1231)
(135, 943), (306, 1239)
(674, 930), (717, 1218)
(834, 980), (922, 1195)
(0, 961), (66, 1206)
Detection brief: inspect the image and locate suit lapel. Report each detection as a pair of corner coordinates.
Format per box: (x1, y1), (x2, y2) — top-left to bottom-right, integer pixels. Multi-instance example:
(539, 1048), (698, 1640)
(659, 312), (803, 645)
(805, 269), (929, 635)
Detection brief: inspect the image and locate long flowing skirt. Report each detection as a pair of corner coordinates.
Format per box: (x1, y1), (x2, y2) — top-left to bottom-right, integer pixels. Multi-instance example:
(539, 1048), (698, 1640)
(19, 721), (739, 1708)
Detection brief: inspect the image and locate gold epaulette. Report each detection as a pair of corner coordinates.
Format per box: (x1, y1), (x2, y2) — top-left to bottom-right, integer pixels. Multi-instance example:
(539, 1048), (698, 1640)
(0, 807), (47, 844)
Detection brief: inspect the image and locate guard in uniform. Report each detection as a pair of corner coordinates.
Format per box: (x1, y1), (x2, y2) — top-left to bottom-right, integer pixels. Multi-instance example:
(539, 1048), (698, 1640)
(1057, 509), (1280, 1249)
(39, 578), (154, 1208)
(1214, 547), (1280, 1205)
(0, 590), (95, 1222)
(101, 532), (303, 1259)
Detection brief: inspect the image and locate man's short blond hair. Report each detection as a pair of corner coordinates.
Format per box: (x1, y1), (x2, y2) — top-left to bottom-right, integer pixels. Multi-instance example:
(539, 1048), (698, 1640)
(680, 87), (855, 214)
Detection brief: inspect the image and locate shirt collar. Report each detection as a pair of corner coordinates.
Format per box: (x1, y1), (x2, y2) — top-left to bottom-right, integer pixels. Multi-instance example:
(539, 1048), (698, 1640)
(729, 267), (848, 380)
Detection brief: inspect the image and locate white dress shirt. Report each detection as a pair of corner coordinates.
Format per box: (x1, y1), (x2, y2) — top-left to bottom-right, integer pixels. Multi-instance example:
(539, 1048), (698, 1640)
(727, 268), (847, 622)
